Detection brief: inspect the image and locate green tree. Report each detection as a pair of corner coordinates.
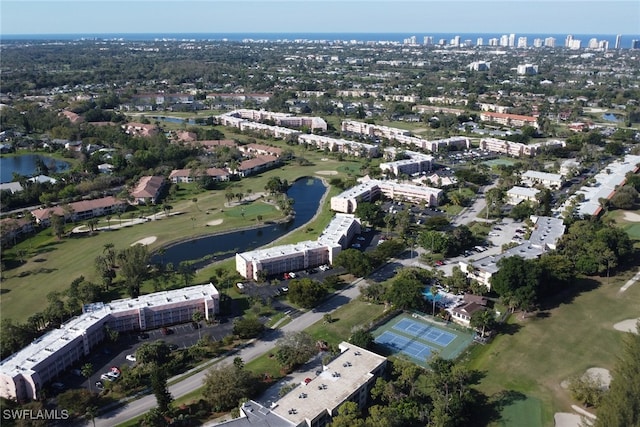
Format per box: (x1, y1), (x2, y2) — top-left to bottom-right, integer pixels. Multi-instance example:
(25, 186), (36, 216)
(81, 363), (94, 393)
(349, 329), (374, 349)
(354, 202), (381, 226)
(333, 249), (373, 277)
(203, 365), (255, 412)
(329, 401), (366, 427)
(119, 244), (150, 298)
(469, 309), (496, 337)
(233, 316), (265, 339)
(50, 213), (65, 239)
(136, 340), (171, 367)
(490, 256), (540, 314)
(594, 323), (640, 427)
(192, 310), (203, 339)
(287, 278), (327, 309)
(150, 369), (173, 415)
(275, 331), (317, 370)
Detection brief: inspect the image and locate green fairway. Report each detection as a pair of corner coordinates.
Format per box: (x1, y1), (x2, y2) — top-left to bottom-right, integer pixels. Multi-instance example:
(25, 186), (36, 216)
(466, 276), (640, 425)
(623, 223), (640, 240)
(497, 395), (544, 427)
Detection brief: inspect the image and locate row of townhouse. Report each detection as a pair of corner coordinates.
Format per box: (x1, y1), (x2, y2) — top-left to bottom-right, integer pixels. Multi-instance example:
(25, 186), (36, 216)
(297, 133), (379, 158)
(506, 186), (541, 205)
(0, 283), (220, 402)
(520, 170), (565, 190)
(236, 213), (361, 280)
(205, 93), (272, 104)
(169, 167), (230, 183)
(130, 175), (166, 205)
(223, 342), (387, 427)
(330, 178), (442, 214)
(480, 138), (565, 157)
(30, 196), (128, 226)
(459, 216), (565, 289)
(556, 154), (640, 218)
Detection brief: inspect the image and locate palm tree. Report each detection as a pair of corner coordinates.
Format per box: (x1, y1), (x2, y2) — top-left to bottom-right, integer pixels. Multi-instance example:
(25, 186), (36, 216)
(430, 285), (439, 316)
(105, 215), (112, 230)
(192, 197), (199, 211)
(192, 310), (203, 340)
(81, 363), (93, 393)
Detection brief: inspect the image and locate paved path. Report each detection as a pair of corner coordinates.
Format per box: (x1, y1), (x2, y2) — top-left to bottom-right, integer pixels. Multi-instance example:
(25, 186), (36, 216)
(619, 268), (640, 292)
(90, 280), (365, 426)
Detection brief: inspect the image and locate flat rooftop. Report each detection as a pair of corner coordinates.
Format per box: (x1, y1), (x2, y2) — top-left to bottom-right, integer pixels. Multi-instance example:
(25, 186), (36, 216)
(271, 343), (386, 425)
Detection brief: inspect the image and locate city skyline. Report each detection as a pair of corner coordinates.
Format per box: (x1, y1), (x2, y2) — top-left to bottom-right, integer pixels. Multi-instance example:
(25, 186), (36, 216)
(1, 0), (639, 36)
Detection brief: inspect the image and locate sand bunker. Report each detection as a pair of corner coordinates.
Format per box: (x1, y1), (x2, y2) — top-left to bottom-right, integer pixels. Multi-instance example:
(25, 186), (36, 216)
(131, 236), (157, 246)
(554, 413), (584, 427)
(584, 368), (611, 388)
(614, 318), (639, 334)
(316, 170), (338, 175)
(622, 211), (640, 222)
(207, 219), (223, 226)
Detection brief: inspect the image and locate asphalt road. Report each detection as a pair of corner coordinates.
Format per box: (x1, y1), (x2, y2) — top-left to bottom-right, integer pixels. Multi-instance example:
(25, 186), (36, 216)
(90, 279), (365, 427)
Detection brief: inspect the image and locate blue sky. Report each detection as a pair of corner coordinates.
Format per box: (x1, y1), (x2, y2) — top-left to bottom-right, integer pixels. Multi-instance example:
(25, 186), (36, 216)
(1, 0), (639, 35)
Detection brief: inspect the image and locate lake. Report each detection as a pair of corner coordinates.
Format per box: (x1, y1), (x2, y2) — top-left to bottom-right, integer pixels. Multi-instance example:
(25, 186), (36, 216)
(0, 154), (70, 183)
(153, 177), (327, 267)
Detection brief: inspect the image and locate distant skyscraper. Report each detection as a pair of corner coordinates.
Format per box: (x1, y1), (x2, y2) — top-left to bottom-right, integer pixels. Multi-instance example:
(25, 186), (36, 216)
(489, 38), (499, 46)
(423, 36), (433, 45)
(545, 37), (556, 48)
(565, 34), (573, 48)
(588, 38), (599, 49)
(632, 40), (640, 49)
(615, 34), (622, 49)
(533, 38), (543, 48)
(452, 35), (461, 47)
(517, 37), (528, 48)
(508, 33), (516, 47)
(500, 34), (509, 47)
(476, 37), (484, 46)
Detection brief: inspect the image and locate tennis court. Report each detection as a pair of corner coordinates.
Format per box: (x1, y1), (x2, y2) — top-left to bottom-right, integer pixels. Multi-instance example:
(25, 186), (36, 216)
(375, 331), (435, 360)
(373, 312), (474, 366)
(393, 318), (456, 346)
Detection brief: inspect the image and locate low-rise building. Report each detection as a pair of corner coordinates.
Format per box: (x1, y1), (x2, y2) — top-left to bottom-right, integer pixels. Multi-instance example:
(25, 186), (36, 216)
(235, 155), (280, 178)
(459, 216), (565, 289)
(169, 168), (230, 183)
(236, 214), (360, 280)
(219, 342), (386, 427)
(506, 186), (541, 205)
(30, 196), (127, 226)
(521, 170), (564, 189)
(297, 134), (378, 158)
(0, 283), (219, 402)
(130, 176), (165, 205)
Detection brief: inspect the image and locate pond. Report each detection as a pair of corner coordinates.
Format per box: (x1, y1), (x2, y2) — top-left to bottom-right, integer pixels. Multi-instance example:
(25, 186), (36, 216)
(154, 177), (327, 268)
(151, 116), (197, 125)
(0, 154), (70, 183)
(602, 113), (622, 122)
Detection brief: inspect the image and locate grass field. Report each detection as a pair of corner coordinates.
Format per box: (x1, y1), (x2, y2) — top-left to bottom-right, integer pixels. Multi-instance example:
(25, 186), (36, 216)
(464, 275), (640, 426)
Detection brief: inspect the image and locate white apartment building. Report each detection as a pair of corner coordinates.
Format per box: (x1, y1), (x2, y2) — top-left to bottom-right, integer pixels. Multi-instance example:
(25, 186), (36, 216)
(236, 214), (361, 280)
(506, 186), (541, 205)
(521, 170), (564, 189)
(517, 64), (538, 75)
(297, 134), (379, 158)
(0, 284), (219, 401)
(459, 216), (565, 289)
(330, 178), (442, 214)
(379, 151), (433, 176)
(480, 138), (564, 158)
(221, 342), (387, 427)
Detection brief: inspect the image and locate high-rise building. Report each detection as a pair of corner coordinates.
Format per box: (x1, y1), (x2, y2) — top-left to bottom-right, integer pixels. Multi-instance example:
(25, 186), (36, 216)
(565, 34), (573, 48)
(615, 34), (622, 49)
(509, 33), (516, 47)
(500, 34), (509, 47)
(533, 38), (543, 48)
(489, 37), (499, 46)
(476, 37), (484, 46)
(569, 39), (582, 50)
(544, 37), (556, 47)
(423, 36), (433, 45)
(632, 40), (640, 49)
(588, 38), (599, 49)
(517, 37), (528, 48)
(452, 35), (461, 46)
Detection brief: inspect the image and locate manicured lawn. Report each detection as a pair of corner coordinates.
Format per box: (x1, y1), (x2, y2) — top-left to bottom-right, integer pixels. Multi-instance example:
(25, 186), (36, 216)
(497, 396), (544, 427)
(624, 223), (640, 240)
(306, 299), (387, 345)
(464, 276), (640, 426)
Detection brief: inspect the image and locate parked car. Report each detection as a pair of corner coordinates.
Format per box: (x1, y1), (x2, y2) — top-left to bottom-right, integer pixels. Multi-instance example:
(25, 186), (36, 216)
(100, 374), (114, 382)
(95, 381), (104, 390)
(168, 344), (179, 351)
(126, 354), (137, 362)
(351, 243), (361, 248)
(288, 272), (296, 279)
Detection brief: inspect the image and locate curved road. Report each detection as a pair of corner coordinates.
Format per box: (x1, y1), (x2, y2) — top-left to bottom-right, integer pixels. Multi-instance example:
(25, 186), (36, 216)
(92, 280), (365, 427)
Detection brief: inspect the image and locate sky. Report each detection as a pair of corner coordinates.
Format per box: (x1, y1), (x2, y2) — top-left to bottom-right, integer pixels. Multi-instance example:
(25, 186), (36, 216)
(1, 0), (639, 36)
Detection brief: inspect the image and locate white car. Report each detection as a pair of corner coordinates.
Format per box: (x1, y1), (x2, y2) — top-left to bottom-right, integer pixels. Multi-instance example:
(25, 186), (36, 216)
(351, 243), (361, 248)
(100, 374), (114, 382)
(288, 272), (296, 279)
(126, 354), (137, 362)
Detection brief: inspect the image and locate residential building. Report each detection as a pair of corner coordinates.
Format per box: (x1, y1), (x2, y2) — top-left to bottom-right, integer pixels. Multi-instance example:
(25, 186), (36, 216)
(218, 342), (386, 427)
(516, 64), (538, 75)
(30, 196), (127, 226)
(330, 178), (442, 214)
(130, 176), (165, 205)
(238, 143), (283, 158)
(169, 168), (230, 183)
(379, 151), (433, 176)
(459, 216), (565, 289)
(1, 218), (35, 248)
(235, 155), (280, 178)
(0, 182), (24, 194)
(479, 112), (538, 129)
(506, 186), (540, 205)
(122, 122), (160, 138)
(521, 170), (564, 189)
(556, 155), (640, 217)
(450, 295), (488, 326)
(0, 283), (219, 402)
(297, 134), (378, 158)
(480, 138), (564, 157)
(467, 61), (490, 71)
(236, 214), (360, 280)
